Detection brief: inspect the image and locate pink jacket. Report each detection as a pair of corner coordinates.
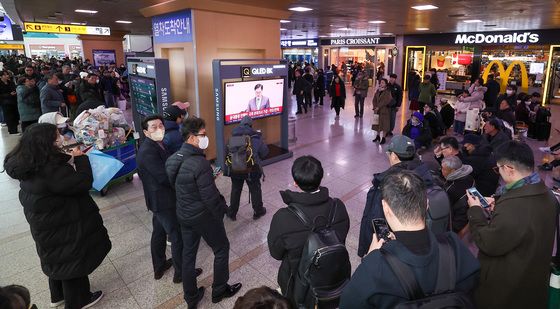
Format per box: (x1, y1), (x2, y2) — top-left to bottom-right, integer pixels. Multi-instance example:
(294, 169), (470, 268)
(455, 87), (486, 122)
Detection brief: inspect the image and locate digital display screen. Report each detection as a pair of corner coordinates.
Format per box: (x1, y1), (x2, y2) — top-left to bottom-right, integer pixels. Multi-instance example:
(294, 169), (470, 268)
(224, 79), (284, 124)
(130, 76), (158, 117)
(0, 16), (14, 41)
(529, 62), (545, 74)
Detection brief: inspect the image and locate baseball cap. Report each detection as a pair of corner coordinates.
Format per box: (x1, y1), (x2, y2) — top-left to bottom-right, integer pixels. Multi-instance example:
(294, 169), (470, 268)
(38, 112), (69, 127)
(163, 105), (186, 121)
(461, 134), (482, 146)
(387, 135), (416, 159)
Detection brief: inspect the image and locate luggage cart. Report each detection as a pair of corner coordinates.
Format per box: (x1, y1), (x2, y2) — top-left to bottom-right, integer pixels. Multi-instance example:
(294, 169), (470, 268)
(94, 139), (138, 196)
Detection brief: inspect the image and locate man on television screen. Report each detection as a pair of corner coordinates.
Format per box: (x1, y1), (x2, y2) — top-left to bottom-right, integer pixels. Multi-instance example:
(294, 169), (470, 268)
(246, 84), (270, 112)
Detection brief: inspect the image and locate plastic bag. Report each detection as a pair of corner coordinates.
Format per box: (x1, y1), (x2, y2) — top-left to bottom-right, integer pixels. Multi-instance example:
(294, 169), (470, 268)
(88, 150), (124, 191)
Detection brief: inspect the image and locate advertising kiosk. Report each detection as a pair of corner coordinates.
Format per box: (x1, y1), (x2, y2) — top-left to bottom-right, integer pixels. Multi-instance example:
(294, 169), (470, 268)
(127, 57), (171, 137)
(212, 59), (293, 169)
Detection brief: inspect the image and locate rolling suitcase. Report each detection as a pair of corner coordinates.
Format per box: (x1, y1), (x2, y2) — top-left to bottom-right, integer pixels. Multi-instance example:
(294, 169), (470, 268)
(536, 121), (551, 141)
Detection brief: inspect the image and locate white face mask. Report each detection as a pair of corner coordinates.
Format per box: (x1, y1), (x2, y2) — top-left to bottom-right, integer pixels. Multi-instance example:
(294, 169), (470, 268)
(149, 129), (165, 142)
(506, 90), (514, 95)
(525, 101), (532, 106)
(411, 119), (420, 126)
(198, 136), (209, 150)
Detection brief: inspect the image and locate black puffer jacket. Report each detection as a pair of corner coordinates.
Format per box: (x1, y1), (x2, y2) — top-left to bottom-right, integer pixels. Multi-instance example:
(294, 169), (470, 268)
(4, 153), (111, 280)
(462, 145), (500, 197)
(165, 143), (227, 225)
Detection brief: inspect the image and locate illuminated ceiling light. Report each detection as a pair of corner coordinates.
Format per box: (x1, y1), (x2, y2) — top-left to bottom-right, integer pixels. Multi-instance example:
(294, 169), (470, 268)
(115, 20), (132, 24)
(338, 27), (352, 31)
(411, 5), (439, 10)
(280, 28), (287, 31)
(75, 9), (98, 14)
(369, 20), (386, 24)
(70, 22), (86, 25)
(416, 27), (430, 31)
(289, 7), (313, 12)
(280, 20), (291, 23)
(383, 32), (394, 35)
(463, 19), (483, 23)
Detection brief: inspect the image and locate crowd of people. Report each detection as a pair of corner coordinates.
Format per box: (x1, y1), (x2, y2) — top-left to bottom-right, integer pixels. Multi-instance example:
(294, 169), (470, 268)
(2, 56), (560, 309)
(0, 54), (129, 135)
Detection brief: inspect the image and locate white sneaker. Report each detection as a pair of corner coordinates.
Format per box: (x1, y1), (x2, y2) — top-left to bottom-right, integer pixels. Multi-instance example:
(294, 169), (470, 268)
(82, 291), (103, 309)
(50, 300), (64, 308)
(539, 147), (551, 153)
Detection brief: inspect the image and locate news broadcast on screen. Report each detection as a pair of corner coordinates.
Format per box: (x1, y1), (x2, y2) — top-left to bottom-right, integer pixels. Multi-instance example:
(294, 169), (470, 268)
(224, 79), (284, 124)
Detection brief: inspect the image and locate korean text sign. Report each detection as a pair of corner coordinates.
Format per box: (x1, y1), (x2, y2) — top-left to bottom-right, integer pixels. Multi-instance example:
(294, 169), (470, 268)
(152, 10), (193, 44)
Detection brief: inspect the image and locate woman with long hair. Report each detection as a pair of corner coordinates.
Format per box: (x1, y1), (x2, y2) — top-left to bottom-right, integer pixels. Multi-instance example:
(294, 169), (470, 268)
(4, 123), (111, 309)
(329, 75), (346, 120)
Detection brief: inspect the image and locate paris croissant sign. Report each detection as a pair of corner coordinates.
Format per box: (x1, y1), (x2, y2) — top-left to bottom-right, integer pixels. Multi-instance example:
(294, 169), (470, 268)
(24, 22), (111, 36)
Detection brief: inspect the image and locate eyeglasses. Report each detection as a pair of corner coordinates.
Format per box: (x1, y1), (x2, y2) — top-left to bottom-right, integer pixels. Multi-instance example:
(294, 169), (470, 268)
(492, 164), (513, 174)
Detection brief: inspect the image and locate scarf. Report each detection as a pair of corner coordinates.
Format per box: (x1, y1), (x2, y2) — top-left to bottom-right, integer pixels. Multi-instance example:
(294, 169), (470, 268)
(497, 172), (540, 195)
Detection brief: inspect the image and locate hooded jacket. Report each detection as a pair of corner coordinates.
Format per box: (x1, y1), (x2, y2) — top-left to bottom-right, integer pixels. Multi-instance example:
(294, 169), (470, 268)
(165, 143), (227, 224)
(358, 159), (436, 257)
(231, 122), (269, 166)
(455, 87), (486, 122)
(163, 119), (183, 154)
(444, 165), (475, 233)
(4, 153), (111, 280)
(267, 187), (350, 302)
(16, 84), (41, 122)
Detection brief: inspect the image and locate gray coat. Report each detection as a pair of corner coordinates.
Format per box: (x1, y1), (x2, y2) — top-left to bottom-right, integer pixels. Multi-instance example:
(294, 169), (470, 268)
(40, 84), (64, 114)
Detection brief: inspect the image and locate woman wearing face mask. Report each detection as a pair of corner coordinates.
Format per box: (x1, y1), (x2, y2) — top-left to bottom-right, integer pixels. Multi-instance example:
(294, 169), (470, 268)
(329, 76), (346, 120)
(165, 117), (242, 308)
(515, 94), (533, 125)
(371, 78), (393, 144)
(402, 111), (432, 149)
(3, 123), (111, 309)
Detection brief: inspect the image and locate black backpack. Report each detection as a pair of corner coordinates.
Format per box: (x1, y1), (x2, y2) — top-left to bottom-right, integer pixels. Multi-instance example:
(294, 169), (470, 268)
(426, 185), (451, 235)
(288, 199), (351, 308)
(381, 238), (476, 309)
(225, 135), (255, 174)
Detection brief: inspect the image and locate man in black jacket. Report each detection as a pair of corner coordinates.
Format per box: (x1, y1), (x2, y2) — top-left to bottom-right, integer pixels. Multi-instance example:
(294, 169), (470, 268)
(461, 134), (500, 197)
(226, 116), (269, 221)
(77, 73), (103, 104)
(484, 74), (500, 110)
(292, 70), (308, 114)
(302, 67), (314, 108)
(441, 155), (475, 233)
(268, 155), (350, 306)
(341, 170), (479, 308)
(165, 117), (241, 308)
(137, 115), (201, 284)
(388, 73), (403, 135)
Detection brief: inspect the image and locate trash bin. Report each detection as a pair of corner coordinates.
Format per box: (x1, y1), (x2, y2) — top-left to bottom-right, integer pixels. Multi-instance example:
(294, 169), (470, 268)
(288, 116), (297, 143)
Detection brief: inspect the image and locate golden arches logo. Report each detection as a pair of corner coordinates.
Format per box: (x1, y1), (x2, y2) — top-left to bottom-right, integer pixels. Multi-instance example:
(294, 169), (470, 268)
(482, 60), (529, 93)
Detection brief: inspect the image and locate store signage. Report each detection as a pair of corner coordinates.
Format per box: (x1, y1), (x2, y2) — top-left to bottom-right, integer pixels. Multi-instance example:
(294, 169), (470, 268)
(241, 64), (286, 77)
(455, 32), (539, 44)
(482, 60), (529, 93)
(457, 54), (473, 65)
(152, 10), (192, 44)
(280, 39), (318, 48)
(321, 36), (395, 46)
(0, 44), (24, 50)
(24, 22), (110, 35)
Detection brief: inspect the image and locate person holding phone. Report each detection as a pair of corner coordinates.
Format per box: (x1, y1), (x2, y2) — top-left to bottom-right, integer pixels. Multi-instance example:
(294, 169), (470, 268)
(340, 170), (479, 308)
(466, 141), (558, 309)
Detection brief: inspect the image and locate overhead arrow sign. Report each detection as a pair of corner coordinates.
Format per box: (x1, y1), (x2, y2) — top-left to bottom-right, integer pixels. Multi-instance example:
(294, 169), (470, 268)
(23, 22), (111, 36)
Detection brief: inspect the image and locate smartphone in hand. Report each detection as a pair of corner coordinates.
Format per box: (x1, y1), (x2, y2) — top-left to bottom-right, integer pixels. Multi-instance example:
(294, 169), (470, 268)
(372, 218), (392, 242)
(467, 187), (491, 208)
(212, 166), (222, 177)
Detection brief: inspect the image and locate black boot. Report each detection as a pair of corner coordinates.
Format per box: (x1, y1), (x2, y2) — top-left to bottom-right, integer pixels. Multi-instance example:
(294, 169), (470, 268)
(372, 135), (380, 143)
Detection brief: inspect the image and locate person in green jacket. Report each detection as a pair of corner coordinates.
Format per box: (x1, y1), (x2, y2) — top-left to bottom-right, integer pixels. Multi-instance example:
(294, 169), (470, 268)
(16, 76), (42, 132)
(417, 74), (436, 111)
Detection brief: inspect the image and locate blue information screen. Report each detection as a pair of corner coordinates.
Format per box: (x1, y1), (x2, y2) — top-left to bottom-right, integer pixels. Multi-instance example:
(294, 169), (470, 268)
(152, 10), (193, 44)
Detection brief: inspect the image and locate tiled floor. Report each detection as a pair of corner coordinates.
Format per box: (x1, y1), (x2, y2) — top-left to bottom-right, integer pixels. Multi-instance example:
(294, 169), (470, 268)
(1, 85), (558, 308)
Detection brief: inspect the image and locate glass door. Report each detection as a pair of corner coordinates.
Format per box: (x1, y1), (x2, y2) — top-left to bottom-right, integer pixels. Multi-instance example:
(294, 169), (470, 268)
(404, 46), (426, 90)
(544, 46), (560, 105)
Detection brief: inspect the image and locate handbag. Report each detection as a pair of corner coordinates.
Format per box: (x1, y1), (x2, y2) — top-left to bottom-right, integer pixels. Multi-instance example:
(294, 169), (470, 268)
(371, 113), (380, 130)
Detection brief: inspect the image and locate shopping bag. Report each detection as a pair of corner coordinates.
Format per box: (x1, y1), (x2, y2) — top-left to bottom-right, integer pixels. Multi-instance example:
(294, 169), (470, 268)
(372, 113), (379, 125)
(88, 150), (124, 191)
(465, 108), (480, 132)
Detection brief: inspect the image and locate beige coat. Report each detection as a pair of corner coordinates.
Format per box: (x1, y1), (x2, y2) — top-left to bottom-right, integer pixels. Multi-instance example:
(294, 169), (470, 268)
(372, 89), (393, 133)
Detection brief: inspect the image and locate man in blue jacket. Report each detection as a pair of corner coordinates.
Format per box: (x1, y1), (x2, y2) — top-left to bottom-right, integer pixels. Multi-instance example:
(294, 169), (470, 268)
(136, 115), (202, 284)
(341, 170), (479, 308)
(163, 104), (188, 154)
(226, 116), (269, 221)
(40, 73), (65, 114)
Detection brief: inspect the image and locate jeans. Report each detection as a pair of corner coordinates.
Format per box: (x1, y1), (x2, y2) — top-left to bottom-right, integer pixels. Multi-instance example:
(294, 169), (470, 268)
(454, 120), (465, 135)
(180, 214), (230, 302)
(151, 209), (183, 276)
(229, 173), (264, 216)
(354, 95), (365, 116)
(21, 120), (37, 132)
(103, 91), (115, 108)
(48, 276), (91, 309)
(389, 107), (398, 133)
(296, 95), (306, 113)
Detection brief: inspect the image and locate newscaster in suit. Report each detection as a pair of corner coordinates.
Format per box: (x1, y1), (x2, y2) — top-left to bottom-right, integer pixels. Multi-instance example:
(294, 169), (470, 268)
(246, 84), (270, 112)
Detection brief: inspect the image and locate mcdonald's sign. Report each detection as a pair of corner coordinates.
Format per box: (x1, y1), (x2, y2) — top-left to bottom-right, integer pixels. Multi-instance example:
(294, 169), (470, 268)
(482, 60), (529, 94)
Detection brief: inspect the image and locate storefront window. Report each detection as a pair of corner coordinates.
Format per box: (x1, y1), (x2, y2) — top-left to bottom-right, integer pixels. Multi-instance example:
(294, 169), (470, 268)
(282, 48), (318, 64)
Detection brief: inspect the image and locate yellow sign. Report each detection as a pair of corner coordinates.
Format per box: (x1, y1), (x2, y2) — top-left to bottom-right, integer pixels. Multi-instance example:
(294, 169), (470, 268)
(0, 44), (24, 50)
(482, 60), (529, 94)
(23, 22), (110, 36)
